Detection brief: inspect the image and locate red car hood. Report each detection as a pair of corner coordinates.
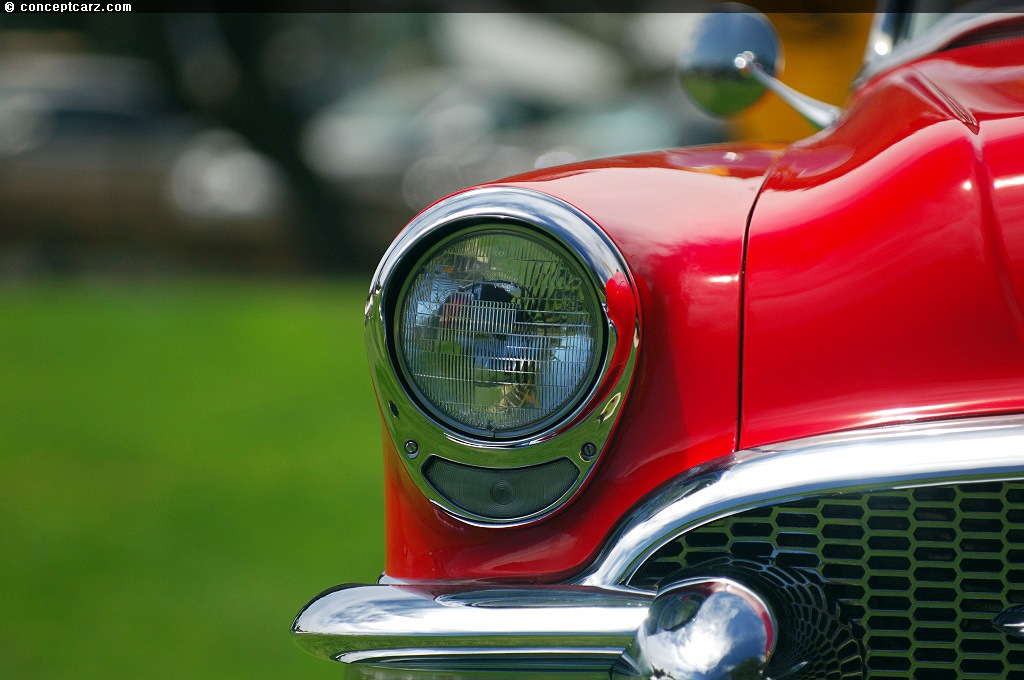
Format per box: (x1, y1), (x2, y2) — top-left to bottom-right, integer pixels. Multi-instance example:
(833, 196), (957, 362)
(742, 37), (1024, 448)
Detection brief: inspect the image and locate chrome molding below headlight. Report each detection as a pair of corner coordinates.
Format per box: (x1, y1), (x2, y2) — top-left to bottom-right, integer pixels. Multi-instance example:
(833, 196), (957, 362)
(364, 186), (640, 526)
(578, 413), (1024, 587)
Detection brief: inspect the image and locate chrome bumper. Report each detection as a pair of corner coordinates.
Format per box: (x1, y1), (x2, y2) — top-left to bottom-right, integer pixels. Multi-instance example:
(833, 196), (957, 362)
(292, 578), (773, 680)
(291, 583), (651, 679)
(294, 415), (1024, 678)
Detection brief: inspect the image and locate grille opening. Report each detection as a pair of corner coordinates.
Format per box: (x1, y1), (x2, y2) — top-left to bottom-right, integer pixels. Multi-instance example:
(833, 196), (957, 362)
(632, 481), (1024, 678)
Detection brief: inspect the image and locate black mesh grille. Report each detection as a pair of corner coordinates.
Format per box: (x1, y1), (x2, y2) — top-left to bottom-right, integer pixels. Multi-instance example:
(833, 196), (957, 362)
(631, 481), (1024, 678)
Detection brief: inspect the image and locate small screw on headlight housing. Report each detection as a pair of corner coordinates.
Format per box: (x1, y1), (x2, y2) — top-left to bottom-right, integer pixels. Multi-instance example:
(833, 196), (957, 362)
(580, 442), (597, 462)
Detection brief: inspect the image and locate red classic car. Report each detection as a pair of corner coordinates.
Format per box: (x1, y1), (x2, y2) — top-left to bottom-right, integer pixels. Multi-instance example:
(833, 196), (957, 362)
(293, 3), (1024, 678)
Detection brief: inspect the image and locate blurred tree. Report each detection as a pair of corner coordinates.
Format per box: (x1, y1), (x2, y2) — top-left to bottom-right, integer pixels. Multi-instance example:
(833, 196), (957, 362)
(160, 14), (349, 272)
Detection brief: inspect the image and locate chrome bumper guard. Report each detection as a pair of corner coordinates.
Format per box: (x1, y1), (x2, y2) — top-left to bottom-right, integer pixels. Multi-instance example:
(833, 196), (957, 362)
(294, 415), (1024, 678)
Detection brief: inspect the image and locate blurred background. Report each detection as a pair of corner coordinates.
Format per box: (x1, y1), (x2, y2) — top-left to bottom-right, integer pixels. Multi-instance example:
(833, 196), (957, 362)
(0, 9), (871, 680)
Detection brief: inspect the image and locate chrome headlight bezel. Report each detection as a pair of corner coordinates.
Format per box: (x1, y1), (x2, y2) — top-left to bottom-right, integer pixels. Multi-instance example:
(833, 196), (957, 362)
(365, 186), (640, 526)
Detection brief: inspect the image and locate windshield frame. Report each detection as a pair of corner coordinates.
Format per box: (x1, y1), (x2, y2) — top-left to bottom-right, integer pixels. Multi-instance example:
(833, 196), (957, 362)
(858, 0), (1024, 84)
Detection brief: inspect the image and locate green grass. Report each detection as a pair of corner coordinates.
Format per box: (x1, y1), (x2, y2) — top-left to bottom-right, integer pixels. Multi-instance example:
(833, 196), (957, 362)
(0, 278), (384, 679)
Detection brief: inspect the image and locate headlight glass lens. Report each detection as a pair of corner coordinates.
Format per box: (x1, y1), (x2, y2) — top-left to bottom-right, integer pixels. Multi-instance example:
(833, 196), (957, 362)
(396, 226), (605, 438)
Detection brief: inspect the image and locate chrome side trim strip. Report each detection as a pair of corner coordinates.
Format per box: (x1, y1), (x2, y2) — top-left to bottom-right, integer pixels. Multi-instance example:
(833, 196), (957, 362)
(578, 414), (1024, 587)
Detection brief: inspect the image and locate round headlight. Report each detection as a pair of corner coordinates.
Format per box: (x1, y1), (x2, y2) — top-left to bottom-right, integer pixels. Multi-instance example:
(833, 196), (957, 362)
(395, 225), (606, 439)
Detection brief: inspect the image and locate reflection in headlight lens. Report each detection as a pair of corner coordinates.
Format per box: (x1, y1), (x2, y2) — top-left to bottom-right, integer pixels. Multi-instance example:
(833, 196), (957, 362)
(396, 227), (604, 437)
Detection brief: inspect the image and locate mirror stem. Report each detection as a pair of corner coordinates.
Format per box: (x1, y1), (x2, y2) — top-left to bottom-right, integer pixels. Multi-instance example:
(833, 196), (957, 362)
(736, 51), (843, 129)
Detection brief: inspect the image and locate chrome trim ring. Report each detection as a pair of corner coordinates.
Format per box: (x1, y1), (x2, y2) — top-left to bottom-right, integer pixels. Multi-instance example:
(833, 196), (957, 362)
(365, 186), (640, 526)
(578, 413), (1024, 587)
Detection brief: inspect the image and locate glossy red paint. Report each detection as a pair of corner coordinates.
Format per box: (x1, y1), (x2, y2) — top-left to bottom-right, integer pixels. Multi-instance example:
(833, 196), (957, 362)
(383, 146), (784, 582)
(383, 39), (1024, 582)
(741, 41), (1024, 448)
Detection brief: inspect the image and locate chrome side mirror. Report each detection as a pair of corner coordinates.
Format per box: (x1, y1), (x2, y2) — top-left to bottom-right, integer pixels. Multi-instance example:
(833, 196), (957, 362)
(678, 5), (781, 117)
(678, 4), (841, 129)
